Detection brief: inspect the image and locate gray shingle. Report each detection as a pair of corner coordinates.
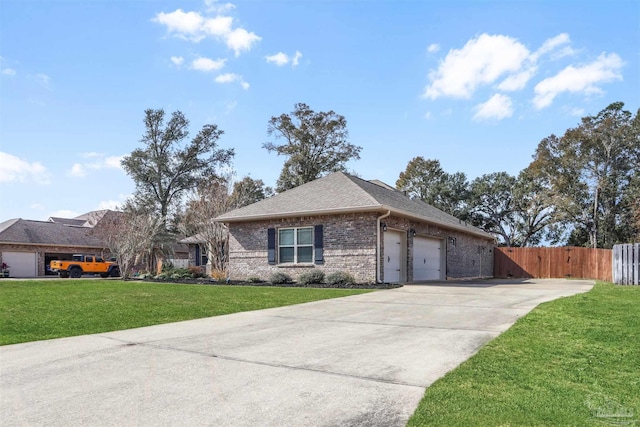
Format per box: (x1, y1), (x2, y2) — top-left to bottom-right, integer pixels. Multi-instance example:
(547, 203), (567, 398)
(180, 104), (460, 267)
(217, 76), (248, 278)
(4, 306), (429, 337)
(0, 219), (106, 247)
(216, 172), (493, 238)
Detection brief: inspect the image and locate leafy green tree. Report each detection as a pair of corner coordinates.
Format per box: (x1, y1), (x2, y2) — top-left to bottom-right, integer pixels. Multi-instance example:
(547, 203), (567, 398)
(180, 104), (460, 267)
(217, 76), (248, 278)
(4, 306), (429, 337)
(468, 172), (518, 246)
(529, 102), (639, 248)
(229, 176), (274, 209)
(396, 157), (469, 218)
(263, 103), (362, 192)
(121, 109), (234, 227)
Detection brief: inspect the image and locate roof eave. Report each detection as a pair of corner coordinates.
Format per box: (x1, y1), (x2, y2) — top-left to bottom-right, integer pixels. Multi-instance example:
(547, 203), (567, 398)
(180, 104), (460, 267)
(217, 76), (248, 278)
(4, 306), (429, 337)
(217, 204), (494, 240)
(215, 205), (387, 223)
(380, 205), (495, 240)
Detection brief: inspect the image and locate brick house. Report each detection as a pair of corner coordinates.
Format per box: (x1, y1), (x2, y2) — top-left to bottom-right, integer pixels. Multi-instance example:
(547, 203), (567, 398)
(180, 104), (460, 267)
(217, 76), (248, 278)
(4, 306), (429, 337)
(0, 210), (189, 277)
(216, 172), (495, 283)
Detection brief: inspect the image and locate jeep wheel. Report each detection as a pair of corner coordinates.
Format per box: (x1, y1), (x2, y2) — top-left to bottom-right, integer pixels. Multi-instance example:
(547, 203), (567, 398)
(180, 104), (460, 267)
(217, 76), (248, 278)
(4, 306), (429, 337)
(100, 273), (109, 278)
(110, 267), (120, 277)
(70, 268), (82, 278)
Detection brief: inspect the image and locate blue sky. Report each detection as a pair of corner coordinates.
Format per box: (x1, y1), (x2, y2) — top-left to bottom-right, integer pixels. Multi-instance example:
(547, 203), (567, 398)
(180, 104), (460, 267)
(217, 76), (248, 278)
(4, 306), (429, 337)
(1, 0), (638, 221)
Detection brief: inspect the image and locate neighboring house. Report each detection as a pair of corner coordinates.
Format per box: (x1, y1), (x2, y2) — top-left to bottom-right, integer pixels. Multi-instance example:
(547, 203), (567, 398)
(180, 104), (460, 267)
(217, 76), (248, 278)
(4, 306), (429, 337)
(179, 233), (209, 269)
(215, 172), (495, 283)
(0, 210), (189, 278)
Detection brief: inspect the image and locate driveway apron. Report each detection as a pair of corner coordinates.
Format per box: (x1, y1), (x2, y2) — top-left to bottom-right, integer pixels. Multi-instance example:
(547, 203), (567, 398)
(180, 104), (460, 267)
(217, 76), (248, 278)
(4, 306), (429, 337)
(0, 279), (593, 426)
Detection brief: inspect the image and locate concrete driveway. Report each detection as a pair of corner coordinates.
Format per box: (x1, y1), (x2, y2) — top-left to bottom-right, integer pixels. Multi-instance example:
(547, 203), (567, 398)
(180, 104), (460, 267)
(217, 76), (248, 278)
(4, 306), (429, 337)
(1, 279), (593, 427)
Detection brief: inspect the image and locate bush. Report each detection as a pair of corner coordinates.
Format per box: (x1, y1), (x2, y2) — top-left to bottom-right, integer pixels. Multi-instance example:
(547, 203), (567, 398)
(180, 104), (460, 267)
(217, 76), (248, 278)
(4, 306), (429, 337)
(248, 277), (264, 283)
(210, 269), (227, 281)
(188, 266), (207, 279)
(298, 270), (325, 285)
(326, 271), (356, 285)
(269, 271), (293, 284)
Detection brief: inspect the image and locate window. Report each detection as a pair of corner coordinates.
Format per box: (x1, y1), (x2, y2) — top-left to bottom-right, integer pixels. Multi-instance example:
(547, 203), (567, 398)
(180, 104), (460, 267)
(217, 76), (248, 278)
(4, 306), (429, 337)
(278, 227), (313, 263)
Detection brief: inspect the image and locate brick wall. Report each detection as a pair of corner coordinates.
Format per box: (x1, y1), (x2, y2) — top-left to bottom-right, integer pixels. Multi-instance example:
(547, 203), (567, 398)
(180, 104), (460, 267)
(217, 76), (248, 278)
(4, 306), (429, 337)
(383, 216), (495, 280)
(227, 213), (495, 283)
(228, 213), (379, 283)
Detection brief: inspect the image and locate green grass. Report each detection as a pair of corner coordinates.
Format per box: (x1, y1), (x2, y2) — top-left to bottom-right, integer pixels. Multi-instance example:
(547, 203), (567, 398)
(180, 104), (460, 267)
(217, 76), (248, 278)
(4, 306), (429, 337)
(408, 281), (640, 426)
(0, 279), (373, 345)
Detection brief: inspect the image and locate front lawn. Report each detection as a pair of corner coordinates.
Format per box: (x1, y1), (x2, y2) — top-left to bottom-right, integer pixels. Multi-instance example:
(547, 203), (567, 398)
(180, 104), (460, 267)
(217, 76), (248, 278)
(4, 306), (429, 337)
(0, 279), (373, 345)
(408, 281), (640, 426)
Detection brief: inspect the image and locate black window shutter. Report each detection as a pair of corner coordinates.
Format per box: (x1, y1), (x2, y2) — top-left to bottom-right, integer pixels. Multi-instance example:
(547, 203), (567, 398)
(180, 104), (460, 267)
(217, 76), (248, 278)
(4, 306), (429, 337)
(267, 228), (276, 265)
(314, 225), (324, 264)
(195, 245), (201, 266)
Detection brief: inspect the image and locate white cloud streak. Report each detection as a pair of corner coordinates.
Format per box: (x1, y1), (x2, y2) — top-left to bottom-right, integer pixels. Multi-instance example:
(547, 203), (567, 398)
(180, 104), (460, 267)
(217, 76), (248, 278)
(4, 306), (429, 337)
(427, 43), (440, 53)
(0, 152), (50, 184)
(215, 73), (249, 90)
(265, 51), (303, 67)
(473, 94), (514, 120)
(533, 53), (623, 109)
(171, 56), (184, 66)
(153, 8), (261, 56)
(191, 57), (226, 72)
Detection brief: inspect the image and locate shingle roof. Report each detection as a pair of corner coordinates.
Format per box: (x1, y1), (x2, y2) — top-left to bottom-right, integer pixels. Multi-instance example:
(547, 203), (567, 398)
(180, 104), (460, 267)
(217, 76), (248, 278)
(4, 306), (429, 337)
(216, 172), (493, 239)
(0, 219), (106, 247)
(48, 217), (86, 227)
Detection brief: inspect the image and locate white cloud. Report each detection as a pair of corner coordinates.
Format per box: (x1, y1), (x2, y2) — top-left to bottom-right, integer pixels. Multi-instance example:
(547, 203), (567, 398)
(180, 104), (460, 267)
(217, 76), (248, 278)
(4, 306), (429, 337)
(533, 52), (623, 109)
(292, 51), (303, 67)
(473, 94), (514, 120)
(153, 8), (261, 56)
(2, 68), (16, 76)
(225, 28), (261, 56)
(103, 156), (123, 169)
(265, 52), (289, 66)
(191, 57), (226, 72)
(266, 51), (303, 67)
(427, 43), (440, 53)
(170, 56), (184, 66)
(424, 111), (432, 120)
(69, 163), (86, 177)
(423, 34), (531, 99)
(215, 73), (249, 90)
(153, 9), (205, 41)
(0, 152), (50, 184)
(202, 15), (233, 36)
(67, 154), (124, 177)
(532, 33), (571, 60)
(497, 66), (538, 91)
(423, 32), (590, 103)
(205, 0), (236, 14)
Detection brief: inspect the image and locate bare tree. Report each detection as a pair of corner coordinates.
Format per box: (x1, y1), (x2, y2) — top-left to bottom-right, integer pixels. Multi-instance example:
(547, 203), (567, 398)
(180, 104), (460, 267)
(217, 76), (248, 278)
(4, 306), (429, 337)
(180, 176), (234, 274)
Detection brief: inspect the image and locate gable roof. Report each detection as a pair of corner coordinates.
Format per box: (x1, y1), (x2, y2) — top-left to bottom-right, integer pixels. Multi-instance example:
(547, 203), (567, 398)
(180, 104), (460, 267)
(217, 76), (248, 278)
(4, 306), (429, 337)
(216, 172), (493, 239)
(0, 218), (106, 247)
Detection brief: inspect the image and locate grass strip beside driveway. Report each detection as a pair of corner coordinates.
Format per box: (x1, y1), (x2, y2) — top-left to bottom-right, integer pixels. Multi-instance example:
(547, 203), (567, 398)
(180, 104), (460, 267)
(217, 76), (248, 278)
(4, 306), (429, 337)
(0, 279), (373, 345)
(408, 281), (640, 426)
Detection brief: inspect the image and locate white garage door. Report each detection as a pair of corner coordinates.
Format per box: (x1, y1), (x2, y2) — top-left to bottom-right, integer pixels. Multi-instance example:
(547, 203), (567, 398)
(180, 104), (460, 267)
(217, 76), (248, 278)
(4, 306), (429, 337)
(384, 231), (402, 283)
(2, 252), (37, 278)
(413, 237), (443, 281)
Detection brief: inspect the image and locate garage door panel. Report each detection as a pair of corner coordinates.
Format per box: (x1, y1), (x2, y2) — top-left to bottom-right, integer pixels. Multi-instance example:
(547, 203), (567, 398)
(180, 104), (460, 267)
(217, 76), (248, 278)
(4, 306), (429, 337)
(384, 231), (402, 283)
(413, 237), (442, 281)
(2, 252), (37, 278)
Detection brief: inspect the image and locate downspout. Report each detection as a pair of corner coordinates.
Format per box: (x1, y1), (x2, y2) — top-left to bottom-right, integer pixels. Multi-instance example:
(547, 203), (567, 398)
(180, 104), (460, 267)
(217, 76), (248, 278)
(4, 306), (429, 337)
(376, 210), (391, 283)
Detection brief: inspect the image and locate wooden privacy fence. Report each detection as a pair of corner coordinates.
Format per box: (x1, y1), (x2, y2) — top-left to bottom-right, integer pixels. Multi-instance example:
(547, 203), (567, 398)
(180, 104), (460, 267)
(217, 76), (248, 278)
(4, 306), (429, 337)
(494, 246), (612, 282)
(613, 244), (639, 285)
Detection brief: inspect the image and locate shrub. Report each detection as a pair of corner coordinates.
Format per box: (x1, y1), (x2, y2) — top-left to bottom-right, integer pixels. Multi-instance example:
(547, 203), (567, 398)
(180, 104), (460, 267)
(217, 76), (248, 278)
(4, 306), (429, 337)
(210, 269), (227, 281)
(326, 271), (356, 286)
(298, 270), (325, 285)
(248, 277), (264, 283)
(189, 266), (207, 279)
(269, 271), (293, 284)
